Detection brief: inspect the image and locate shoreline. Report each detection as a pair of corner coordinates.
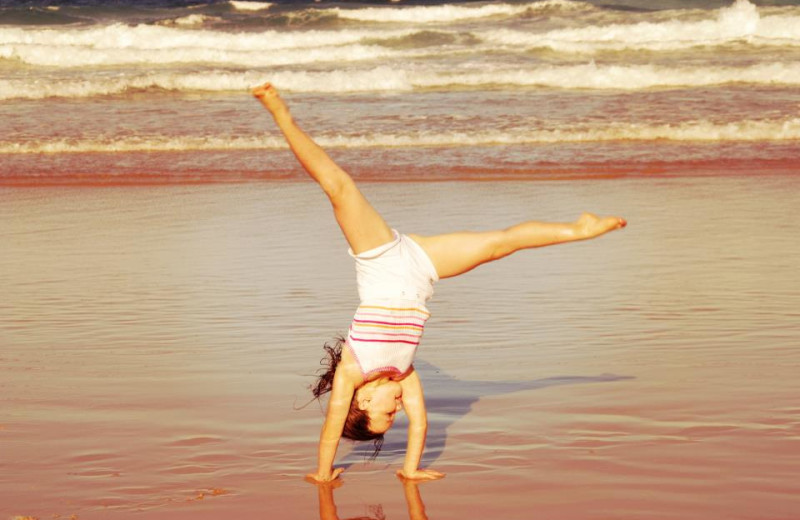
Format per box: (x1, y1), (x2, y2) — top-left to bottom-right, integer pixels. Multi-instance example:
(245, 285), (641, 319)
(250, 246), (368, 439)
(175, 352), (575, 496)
(2, 156), (799, 187)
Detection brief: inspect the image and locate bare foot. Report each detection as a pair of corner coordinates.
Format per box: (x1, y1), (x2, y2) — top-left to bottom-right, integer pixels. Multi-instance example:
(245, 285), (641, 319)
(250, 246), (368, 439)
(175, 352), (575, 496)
(576, 212), (627, 240)
(251, 82), (289, 118)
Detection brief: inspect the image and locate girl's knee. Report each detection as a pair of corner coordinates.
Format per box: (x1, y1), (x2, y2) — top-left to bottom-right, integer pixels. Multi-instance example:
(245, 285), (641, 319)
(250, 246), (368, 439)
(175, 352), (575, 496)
(488, 229), (515, 261)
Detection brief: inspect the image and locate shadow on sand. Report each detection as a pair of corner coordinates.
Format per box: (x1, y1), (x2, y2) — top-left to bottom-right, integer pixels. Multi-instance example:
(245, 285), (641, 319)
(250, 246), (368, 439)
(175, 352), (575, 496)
(337, 359), (634, 469)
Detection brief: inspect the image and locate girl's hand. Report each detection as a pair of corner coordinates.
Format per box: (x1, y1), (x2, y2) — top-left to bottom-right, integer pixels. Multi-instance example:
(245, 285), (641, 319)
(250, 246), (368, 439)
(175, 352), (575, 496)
(396, 468), (445, 481)
(306, 467), (344, 483)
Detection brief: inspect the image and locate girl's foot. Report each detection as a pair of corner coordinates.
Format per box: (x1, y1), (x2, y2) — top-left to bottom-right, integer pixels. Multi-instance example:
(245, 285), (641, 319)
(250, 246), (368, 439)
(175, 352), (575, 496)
(576, 212), (627, 239)
(252, 82), (289, 118)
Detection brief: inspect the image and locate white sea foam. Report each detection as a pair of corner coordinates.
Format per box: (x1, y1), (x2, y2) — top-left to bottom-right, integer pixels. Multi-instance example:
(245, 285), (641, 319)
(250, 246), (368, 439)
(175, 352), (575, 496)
(2, 0), (798, 72)
(0, 68), (413, 100)
(274, 62), (800, 91)
(229, 1), (273, 11)
(0, 39), (406, 68)
(413, 62), (800, 90)
(0, 136), (280, 154)
(4, 61), (800, 101)
(481, 0), (800, 53)
(156, 14), (221, 27)
(0, 23), (422, 69)
(0, 72), (260, 100)
(325, 0), (584, 24)
(0, 24), (414, 53)
(3, 118), (798, 155)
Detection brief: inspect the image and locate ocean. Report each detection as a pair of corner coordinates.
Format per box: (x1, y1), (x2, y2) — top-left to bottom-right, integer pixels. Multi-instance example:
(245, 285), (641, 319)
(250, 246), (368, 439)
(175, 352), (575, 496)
(2, 0), (799, 183)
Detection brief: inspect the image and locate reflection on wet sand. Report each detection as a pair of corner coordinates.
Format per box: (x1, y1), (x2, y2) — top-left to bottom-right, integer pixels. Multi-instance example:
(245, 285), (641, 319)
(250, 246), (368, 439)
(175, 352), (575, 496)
(311, 475), (431, 520)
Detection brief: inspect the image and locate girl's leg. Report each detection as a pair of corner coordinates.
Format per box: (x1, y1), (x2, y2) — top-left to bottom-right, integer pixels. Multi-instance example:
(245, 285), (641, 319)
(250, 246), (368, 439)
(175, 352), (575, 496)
(253, 83), (393, 254)
(409, 213), (626, 279)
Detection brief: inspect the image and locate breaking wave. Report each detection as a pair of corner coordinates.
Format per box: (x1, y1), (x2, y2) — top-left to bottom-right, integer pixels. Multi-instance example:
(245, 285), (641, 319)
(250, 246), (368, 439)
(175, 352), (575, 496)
(322, 0), (586, 24)
(0, 42), (406, 69)
(4, 62), (800, 100)
(228, 1), (273, 12)
(156, 14), (222, 27)
(2, 1), (798, 72)
(482, 0), (800, 53)
(0, 23), (421, 68)
(3, 118), (798, 155)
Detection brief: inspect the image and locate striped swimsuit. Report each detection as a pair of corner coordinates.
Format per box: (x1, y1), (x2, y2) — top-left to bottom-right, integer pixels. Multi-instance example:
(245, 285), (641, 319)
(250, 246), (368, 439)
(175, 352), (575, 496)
(346, 231), (438, 378)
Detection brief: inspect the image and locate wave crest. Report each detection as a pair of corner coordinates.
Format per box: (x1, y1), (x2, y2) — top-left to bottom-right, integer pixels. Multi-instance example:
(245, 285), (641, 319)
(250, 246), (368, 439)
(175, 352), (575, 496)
(0, 23), (415, 53)
(2, 1), (798, 72)
(4, 62), (800, 101)
(156, 14), (222, 27)
(323, 0), (586, 24)
(3, 118), (798, 155)
(482, 0), (800, 53)
(229, 1), (273, 12)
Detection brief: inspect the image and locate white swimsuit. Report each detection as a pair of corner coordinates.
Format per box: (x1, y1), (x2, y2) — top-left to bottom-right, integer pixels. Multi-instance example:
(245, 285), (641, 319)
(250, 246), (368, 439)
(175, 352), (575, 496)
(346, 230), (439, 377)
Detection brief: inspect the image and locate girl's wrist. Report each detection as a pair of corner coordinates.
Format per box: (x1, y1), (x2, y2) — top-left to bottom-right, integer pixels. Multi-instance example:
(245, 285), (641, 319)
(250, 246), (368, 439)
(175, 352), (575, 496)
(402, 464), (419, 475)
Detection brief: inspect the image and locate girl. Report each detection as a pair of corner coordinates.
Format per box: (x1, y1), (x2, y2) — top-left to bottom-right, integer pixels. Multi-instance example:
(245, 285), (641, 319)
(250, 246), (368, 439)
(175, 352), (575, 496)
(252, 83), (626, 482)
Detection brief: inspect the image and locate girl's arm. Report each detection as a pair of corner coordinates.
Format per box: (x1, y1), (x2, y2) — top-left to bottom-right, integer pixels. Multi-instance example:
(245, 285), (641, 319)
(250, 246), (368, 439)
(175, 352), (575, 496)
(397, 369), (445, 480)
(308, 367), (356, 482)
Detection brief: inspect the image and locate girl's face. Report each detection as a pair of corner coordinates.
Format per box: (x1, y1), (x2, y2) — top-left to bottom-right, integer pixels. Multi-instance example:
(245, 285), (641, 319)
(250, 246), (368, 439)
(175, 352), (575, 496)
(359, 380), (403, 434)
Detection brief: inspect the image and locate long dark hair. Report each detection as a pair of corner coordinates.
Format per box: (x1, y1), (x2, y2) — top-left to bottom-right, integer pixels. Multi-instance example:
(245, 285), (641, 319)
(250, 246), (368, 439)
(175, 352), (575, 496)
(312, 336), (384, 459)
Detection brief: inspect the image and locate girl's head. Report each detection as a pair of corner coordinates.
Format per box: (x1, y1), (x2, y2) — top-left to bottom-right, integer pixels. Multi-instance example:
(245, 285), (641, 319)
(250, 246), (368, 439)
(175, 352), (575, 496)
(354, 379), (403, 434)
(312, 337), (390, 458)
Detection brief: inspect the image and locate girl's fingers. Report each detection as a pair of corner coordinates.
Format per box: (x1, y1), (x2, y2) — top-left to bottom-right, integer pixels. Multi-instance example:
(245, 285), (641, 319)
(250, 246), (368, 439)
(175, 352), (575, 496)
(304, 467), (344, 483)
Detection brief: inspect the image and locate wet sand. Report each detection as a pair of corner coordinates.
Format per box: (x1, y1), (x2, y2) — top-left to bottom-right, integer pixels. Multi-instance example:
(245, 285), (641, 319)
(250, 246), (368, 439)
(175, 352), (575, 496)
(1, 177), (799, 519)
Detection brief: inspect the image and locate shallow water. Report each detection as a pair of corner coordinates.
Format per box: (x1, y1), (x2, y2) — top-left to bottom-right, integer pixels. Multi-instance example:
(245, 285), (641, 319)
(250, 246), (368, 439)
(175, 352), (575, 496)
(1, 177), (798, 518)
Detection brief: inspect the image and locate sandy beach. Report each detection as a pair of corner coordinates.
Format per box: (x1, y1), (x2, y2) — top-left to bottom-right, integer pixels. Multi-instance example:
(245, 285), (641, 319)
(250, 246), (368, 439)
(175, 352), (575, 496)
(2, 177), (798, 519)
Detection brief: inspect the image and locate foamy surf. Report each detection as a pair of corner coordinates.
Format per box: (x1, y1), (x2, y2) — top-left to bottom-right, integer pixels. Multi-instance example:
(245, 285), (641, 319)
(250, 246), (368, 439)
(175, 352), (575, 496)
(0, 41), (407, 68)
(481, 0), (800, 53)
(323, 0), (585, 24)
(4, 118), (798, 155)
(1, 1), (797, 74)
(229, 1), (273, 11)
(410, 62), (800, 91)
(4, 61), (800, 100)
(0, 24), (416, 53)
(156, 14), (222, 27)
